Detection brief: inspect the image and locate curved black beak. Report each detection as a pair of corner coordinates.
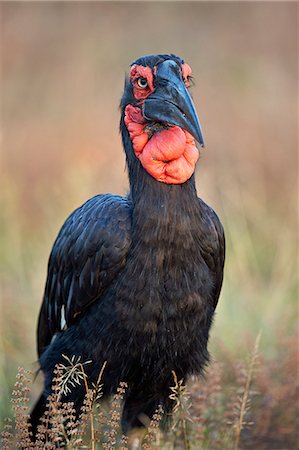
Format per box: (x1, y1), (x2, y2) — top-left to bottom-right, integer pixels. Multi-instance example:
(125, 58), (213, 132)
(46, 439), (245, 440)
(143, 60), (204, 147)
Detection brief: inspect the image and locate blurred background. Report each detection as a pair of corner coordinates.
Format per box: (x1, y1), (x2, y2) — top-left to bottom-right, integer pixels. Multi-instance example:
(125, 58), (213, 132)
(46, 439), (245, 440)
(0, 2), (297, 448)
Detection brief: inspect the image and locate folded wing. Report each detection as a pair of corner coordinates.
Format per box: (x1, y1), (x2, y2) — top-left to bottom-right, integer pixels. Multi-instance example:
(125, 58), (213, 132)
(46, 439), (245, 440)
(37, 194), (132, 357)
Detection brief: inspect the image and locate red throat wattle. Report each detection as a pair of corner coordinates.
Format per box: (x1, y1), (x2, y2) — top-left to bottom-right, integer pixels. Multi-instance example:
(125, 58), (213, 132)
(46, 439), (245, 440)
(124, 104), (199, 184)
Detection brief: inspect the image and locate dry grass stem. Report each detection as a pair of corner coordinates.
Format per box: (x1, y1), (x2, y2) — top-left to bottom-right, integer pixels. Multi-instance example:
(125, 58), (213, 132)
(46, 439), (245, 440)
(170, 371), (192, 450)
(232, 332), (261, 450)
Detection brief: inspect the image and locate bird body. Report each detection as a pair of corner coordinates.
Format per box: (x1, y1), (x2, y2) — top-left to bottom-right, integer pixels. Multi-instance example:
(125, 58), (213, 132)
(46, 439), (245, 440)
(32, 53), (225, 434)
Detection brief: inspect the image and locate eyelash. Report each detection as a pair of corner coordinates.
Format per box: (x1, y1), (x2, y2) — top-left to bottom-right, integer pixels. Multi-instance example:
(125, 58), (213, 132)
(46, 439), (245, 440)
(134, 75), (192, 89)
(185, 75), (194, 87)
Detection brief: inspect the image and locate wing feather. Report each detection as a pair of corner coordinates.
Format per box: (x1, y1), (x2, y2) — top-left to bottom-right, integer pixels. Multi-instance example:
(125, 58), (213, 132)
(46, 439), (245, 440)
(198, 198), (225, 309)
(37, 194), (132, 356)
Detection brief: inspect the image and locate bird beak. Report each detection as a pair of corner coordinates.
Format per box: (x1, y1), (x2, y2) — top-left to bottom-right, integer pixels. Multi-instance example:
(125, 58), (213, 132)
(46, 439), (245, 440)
(143, 60), (204, 147)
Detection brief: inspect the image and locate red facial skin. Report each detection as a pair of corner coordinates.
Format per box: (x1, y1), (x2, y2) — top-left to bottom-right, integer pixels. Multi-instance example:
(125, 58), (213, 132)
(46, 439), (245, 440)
(125, 64), (199, 185)
(130, 65), (155, 100)
(182, 63), (192, 88)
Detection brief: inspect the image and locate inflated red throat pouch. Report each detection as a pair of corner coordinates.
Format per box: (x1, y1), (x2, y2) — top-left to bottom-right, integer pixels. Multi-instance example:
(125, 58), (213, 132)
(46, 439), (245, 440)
(124, 105), (199, 184)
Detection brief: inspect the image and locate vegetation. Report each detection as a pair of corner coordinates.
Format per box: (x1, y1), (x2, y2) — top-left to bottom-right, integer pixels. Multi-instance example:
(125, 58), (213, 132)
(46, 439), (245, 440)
(0, 336), (257, 449)
(1, 332), (298, 449)
(1, 2), (297, 449)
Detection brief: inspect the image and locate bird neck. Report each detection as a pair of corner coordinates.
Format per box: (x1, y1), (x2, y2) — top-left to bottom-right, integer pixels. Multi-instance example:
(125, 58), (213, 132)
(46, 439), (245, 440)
(121, 116), (200, 238)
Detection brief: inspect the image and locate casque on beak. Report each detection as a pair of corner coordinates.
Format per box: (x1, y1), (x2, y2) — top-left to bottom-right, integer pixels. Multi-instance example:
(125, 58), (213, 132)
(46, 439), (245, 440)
(143, 60), (204, 147)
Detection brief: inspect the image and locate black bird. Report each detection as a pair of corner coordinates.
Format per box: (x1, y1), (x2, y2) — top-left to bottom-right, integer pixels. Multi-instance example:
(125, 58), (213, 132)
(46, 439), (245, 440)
(32, 54), (225, 436)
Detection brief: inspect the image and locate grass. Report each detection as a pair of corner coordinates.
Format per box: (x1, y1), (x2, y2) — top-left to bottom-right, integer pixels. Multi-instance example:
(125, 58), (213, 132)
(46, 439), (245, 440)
(1, 331), (298, 449)
(0, 336), (262, 449)
(1, 3), (297, 447)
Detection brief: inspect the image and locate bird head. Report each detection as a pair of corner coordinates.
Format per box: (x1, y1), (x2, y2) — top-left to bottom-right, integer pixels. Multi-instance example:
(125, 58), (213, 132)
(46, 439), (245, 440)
(120, 54), (204, 185)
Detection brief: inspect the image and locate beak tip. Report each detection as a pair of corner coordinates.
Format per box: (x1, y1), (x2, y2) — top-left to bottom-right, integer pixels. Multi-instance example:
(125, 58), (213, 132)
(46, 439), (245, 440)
(195, 128), (204, 148)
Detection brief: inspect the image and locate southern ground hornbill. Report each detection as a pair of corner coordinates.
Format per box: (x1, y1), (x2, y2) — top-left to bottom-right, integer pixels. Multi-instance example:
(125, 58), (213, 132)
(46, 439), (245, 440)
(32, 53), (225, 437)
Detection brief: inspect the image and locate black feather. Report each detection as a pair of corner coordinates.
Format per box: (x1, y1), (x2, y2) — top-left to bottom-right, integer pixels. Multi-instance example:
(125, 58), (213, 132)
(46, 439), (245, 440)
(33, 54), (225, 436)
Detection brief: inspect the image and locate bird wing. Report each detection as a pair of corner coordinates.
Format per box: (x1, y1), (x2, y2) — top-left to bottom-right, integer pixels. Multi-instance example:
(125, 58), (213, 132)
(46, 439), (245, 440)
(199, 198), (225, 309)
(37, 194), (132, 357)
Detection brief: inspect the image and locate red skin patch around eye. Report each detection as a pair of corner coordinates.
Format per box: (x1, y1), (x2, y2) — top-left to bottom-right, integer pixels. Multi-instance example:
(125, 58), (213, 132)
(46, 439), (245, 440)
(124, 105), (199, 184)
(182, 63), (192, 88)
(130, 65), (154, 100)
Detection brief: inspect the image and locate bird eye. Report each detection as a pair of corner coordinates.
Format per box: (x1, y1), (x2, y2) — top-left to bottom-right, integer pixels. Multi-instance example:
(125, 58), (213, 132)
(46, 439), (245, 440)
(136, 77), (148, 89)
(185, 75), (194, 88)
